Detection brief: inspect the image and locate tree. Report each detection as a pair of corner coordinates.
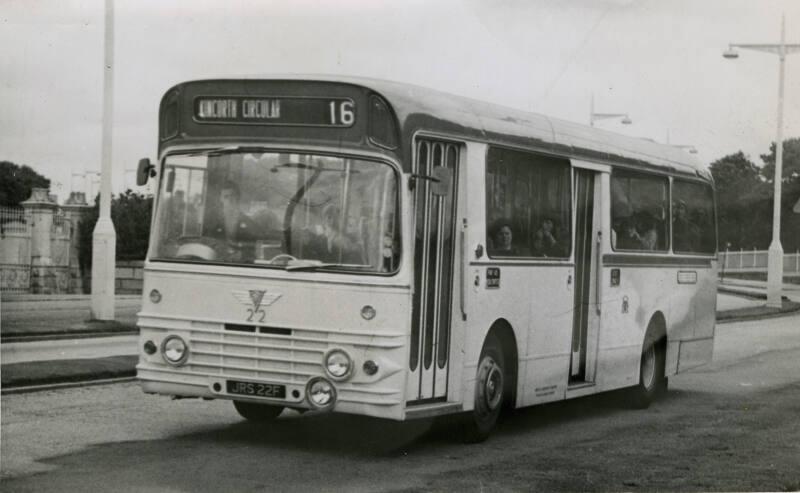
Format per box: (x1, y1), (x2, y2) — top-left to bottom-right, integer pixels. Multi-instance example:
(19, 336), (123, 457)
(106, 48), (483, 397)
(709, 152), (771, 250)
(759, 137), (800, 251)
(759, 137), (800, 183)
(709, 139), (800, 252)
(0, 161), (51, 207)
(78, 190), (154, 270)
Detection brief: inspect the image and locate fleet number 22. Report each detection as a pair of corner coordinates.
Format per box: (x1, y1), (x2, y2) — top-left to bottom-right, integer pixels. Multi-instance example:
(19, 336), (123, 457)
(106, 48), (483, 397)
(247, 308), (266, 322)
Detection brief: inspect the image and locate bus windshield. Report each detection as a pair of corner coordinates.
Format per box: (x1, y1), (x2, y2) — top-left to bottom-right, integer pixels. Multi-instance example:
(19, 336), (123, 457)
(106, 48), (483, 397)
(150, 150), (400, 273)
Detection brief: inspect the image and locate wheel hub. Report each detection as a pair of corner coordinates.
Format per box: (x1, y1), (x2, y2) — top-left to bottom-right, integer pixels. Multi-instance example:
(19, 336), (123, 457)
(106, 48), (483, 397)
(481, 358), (503, 411)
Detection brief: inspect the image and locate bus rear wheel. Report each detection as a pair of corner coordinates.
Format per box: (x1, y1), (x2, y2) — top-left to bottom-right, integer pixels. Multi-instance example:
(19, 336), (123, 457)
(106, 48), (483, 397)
(463, 334), (505, 443)
(628, 333), (666, 409)
(233, 400), (284, 422)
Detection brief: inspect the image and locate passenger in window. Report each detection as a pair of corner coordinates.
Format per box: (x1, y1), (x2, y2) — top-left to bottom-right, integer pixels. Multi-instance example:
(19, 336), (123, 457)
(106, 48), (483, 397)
(635, 212), (658, 250)
(672, 200), (698, 252)
(691, 209), (713, 252)
(489, 221), (526, 256)
(616, 217), (646, 250)
(532, 217), (559, 257)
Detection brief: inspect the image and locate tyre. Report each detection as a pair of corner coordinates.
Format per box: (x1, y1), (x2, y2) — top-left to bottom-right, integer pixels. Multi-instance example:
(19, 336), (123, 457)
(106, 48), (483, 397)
(462, 334), (505, 443)
(233, 400), (284, 422)
(628, 332), (666, 409)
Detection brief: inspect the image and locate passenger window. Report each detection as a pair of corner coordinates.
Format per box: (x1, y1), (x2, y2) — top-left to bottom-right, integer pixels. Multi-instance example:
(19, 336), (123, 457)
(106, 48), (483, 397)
(485, 147), (571, 258)
(611, 171), (669, 252)
(672, 180), (716, 254)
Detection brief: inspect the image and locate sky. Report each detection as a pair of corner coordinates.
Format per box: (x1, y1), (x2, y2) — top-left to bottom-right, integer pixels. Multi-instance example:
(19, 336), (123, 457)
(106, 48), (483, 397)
(2, 0), (799, 202)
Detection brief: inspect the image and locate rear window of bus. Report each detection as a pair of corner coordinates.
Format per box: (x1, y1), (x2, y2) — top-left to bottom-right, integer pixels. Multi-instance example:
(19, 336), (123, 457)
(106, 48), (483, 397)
(672, 180), (716, 255)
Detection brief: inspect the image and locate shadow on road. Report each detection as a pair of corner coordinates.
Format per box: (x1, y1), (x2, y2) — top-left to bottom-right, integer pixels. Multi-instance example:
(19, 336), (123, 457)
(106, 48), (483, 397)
(11, 383), (799, 492)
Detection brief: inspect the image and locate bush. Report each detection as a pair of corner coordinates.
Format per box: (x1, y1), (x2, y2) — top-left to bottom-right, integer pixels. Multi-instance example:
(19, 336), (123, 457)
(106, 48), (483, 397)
(78, 190), (154, 268)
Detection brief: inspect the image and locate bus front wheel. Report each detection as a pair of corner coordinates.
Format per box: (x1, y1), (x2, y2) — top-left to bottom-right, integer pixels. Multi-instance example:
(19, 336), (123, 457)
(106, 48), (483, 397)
(463, 334), (505, 443)
(628, 332), (666, 409)
(233, 400), (284, 422)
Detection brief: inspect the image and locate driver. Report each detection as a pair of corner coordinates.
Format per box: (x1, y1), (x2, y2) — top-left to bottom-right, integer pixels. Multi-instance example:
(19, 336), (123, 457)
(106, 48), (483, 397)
(208, 181), (258, 259)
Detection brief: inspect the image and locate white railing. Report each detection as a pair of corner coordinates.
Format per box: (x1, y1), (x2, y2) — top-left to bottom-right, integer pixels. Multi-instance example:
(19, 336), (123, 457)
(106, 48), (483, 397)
(718, 249), (800, 275)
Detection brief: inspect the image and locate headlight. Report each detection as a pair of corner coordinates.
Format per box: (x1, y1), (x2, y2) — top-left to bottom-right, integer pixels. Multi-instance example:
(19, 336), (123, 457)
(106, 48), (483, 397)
(324, 349), (353, 381)
(161, 335), (189, 366)
(306, 377), (336, 409)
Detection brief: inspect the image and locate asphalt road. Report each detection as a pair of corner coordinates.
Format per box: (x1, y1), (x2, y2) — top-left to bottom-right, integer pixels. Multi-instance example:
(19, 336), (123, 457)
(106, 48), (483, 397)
(2, 311), (799, 492)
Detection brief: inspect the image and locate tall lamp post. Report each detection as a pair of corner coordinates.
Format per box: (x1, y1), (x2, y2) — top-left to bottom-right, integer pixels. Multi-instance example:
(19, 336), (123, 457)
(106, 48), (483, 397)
(91, 0), (117, 320)
(590, 94), (632, 126)
(724, 15), (800, 308)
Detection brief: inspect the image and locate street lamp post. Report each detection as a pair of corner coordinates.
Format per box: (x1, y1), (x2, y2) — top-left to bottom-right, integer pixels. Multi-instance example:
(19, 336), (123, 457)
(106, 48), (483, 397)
(91, 0), (117, 320)
(724, 15), (800, 308)
(590, 94), (632, 127)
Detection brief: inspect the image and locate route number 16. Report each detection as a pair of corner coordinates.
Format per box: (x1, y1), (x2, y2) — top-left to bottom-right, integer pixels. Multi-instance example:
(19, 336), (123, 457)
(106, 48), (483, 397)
(329, 101), (355, 126)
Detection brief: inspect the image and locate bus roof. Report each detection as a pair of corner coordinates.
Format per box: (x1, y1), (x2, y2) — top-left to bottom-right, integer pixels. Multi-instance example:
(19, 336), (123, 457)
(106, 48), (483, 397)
(169, 76), (711, 182)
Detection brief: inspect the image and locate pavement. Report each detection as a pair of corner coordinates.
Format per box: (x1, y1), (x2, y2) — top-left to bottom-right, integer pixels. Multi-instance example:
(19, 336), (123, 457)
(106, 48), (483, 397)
(1, 294), (140, 392)
(1, 279), (799, 392)
(718, 276), (800, 301)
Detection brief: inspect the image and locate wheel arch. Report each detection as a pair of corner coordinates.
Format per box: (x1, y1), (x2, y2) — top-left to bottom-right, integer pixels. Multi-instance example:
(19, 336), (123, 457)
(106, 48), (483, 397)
(645, 310), (668, 348)
(640, 310), (669, 382)
(484, 318), (520, 409)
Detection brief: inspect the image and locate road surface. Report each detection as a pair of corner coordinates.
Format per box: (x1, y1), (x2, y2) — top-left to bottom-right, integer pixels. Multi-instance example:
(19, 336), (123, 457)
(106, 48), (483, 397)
(2, 311), (799, 491)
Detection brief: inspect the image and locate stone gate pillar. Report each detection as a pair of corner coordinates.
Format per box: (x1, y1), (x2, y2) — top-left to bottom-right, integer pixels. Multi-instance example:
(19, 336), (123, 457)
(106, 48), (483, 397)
(63, 191), (92, 293)
(20, 188), (57, 293)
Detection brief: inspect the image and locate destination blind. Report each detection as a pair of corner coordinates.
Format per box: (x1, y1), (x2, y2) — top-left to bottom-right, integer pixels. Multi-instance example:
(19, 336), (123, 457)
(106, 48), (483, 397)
(194, 96), (355, 127)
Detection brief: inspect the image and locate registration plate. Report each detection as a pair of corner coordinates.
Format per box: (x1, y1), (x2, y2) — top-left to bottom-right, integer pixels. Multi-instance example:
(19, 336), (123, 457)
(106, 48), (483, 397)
(226, 379), (286, 399)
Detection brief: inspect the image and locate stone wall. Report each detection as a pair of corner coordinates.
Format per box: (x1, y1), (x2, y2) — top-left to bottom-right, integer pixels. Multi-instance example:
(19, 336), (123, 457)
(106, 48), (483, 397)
(116, 260), (144, 294)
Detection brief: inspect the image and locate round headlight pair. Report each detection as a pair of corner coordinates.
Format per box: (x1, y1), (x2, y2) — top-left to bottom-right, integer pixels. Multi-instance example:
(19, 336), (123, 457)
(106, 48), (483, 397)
(161, 335), (189, 366)
(324, 349), (353, 381)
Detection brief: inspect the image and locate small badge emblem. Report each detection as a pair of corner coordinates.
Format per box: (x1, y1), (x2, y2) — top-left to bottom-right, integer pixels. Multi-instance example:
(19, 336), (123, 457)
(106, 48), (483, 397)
(233, 289), (282, 310)
(249, 290), (265, 309)
(233, 289), (282, 323)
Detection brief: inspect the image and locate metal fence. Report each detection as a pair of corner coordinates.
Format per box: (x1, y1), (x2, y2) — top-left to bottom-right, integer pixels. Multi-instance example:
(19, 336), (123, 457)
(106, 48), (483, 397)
(0, 263), (31, 292)
(51, 212), (71, 237)
(0, 206), (31, 235)
(718, 249), (800, 275)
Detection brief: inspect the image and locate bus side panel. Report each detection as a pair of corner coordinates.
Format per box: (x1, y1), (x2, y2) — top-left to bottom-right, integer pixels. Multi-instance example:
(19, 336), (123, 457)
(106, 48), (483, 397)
(666, 268), (698, 375)
(520, 266), (574, 406)
(693, 262), (717, 340)
(671, 262), (717, 373)
(463, 265), (574, 410)
(598, 266), (671, 391)
(459, 142), (572, 411)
